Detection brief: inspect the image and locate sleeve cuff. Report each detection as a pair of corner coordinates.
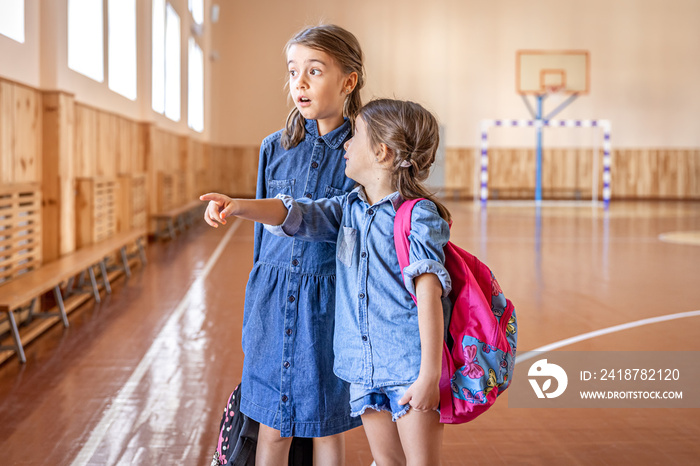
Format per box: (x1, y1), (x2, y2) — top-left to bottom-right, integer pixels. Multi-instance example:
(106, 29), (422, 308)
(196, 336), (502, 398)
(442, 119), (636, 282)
(402, 259), (452, 297)
(263, 194), (302, 237)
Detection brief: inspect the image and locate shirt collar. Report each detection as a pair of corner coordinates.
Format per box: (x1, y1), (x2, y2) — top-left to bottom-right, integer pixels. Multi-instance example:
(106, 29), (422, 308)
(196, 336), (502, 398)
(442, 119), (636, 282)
(304, 118), (352, 149)
(351, 186), (404, 213)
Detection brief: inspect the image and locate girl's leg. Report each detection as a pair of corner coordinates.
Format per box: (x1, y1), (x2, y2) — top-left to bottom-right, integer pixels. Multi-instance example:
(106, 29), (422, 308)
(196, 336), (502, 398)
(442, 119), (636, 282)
(360, 410), (406, 466)
(395, 410), (444, 466)
(257, 423), (293, 466)
(312, 432), (345, 466)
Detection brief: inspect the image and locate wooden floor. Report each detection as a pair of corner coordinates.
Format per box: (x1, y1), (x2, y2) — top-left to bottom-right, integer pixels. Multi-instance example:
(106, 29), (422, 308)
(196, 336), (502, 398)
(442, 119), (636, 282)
(1, 200), (699, 465)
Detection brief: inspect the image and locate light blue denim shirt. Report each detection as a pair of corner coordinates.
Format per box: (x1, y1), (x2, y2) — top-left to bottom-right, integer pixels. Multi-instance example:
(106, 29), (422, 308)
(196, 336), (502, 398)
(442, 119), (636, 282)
(266, 187), (451, 388)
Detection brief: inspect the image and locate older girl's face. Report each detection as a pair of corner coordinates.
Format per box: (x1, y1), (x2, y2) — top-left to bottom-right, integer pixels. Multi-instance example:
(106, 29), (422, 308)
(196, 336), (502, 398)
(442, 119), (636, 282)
(287, 44), (352, 135)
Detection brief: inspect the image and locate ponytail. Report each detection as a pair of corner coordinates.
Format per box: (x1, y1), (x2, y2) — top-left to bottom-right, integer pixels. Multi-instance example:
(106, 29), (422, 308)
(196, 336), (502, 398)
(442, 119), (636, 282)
(358, 99), (451, 223)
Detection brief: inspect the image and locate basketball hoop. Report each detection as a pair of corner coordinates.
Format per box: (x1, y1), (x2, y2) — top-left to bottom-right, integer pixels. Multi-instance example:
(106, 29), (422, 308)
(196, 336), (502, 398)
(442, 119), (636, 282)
(544, 84), (564, 96)
(513, 50), (592, 204)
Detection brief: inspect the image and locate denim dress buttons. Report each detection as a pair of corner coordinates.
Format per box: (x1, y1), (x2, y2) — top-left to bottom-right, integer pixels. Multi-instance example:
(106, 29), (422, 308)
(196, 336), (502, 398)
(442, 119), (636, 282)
(239, 119), (361, 437)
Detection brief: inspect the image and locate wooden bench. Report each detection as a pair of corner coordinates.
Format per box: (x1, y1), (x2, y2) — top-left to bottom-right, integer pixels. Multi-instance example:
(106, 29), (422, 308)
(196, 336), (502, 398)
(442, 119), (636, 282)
(152, 200), (203, 240)
(0, 228), (147, 364)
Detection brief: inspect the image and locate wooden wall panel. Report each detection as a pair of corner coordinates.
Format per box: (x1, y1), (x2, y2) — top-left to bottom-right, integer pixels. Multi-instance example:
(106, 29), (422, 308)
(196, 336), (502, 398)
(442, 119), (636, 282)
(195, 144), (212, 196)
(207, 145), (259, 198)
(489, 148), (535, 198)
(208, 146), (224, 194)
(0, 79), (42, 184)
(42, 91), (76, 261)
(144, 124), (155, 233)
(150, 128), (181, 173)
(117, 174), (147, 232)
(190, 140), (206, 172)
(73, 104), (98, 178)
(444, 148), (475, 198)
(0, 81), (12, 182)
(188, 139), (206, 199)
(114, 117), (144, 175)
(444, 147), (700, 200)
(176, 136), (192, 203)
(12, 86), (42, 183)
(234, 146), (259, 197)
(683, 149), (700, 197)
(75, 104), (144, 179)
(96, 112), (118, 178)
(144, 125), (185, 232)
(117, 118), (131, 175)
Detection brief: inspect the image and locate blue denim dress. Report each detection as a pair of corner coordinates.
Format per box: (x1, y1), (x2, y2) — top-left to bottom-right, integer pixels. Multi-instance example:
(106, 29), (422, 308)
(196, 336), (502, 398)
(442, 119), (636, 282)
(239, 119), (361, 438)
(267, 189), (452, 388)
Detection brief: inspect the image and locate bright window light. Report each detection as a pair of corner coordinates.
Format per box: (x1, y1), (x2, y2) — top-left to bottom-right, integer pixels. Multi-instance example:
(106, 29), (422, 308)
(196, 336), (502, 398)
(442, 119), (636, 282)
(188, 38), (204, 132)
(164, 4), (181, 121)
(188, 0), (204, 25)
(108, 0), (137, 100)
(68, 0), (104, 82)
(152, 0), (165, 113)
(0, 0), (25, 43)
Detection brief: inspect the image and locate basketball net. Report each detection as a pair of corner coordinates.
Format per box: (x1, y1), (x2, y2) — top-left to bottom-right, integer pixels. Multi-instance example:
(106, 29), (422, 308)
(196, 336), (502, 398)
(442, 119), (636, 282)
(544, 84), (565, 98)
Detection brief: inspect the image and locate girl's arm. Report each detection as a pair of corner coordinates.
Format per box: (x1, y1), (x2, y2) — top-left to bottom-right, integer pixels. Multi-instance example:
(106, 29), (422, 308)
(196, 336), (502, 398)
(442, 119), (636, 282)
(398, 272), (444, 411)
(200, 193), (288, 228)
(201, 192), (344, 243)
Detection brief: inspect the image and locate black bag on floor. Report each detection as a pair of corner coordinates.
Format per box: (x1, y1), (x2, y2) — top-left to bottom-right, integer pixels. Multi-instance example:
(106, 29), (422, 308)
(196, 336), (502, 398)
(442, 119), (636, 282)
(211, 384), (313, 466)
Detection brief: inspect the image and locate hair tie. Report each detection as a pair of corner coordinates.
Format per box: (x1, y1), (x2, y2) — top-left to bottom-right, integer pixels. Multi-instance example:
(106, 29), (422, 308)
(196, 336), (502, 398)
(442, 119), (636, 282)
(399, 159), (411, 168)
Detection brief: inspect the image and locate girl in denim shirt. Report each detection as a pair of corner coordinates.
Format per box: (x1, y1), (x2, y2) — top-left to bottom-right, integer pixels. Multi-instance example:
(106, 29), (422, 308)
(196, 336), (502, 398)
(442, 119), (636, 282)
(203, 99), (451, 465)
(203, 25), (364, 464)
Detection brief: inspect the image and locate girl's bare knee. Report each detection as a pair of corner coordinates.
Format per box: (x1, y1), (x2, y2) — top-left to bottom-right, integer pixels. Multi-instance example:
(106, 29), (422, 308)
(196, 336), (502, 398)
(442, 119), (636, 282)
(256, 424), (292, 465)
(313, 433), (346, 466)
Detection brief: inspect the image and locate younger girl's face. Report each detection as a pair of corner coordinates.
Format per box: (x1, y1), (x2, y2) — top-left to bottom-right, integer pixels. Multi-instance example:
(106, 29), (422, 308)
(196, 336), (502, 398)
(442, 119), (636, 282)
(343, 116), (376, 184)
(287, 44), (353, 135)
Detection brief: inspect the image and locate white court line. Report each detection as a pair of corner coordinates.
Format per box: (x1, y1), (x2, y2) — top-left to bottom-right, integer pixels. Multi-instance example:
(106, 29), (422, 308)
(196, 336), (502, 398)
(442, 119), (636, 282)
(516, 310), (700, 365)
(71, 218), (243, 466)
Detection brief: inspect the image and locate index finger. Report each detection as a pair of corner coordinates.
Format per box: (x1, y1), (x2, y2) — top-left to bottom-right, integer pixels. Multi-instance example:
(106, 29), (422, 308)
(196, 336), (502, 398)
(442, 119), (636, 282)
(199, 192), (227, 204)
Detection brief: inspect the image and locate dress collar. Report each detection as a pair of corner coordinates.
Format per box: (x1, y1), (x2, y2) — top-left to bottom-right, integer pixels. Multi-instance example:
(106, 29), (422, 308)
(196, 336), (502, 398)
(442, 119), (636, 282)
(304, 118), (352, 149)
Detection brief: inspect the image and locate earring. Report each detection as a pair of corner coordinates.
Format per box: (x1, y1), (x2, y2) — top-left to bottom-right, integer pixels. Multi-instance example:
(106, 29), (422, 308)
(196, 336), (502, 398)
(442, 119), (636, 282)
(346, 89), (351, 94)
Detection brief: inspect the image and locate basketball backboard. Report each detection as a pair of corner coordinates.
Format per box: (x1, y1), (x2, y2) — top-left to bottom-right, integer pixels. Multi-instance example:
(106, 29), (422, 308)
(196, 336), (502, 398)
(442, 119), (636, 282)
(516, 50), (590, 95)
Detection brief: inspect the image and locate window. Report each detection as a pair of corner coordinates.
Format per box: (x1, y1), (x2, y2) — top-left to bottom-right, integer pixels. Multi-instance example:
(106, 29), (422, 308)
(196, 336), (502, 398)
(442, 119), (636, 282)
(188, 38), (204, 132)
(188, 0), (204, 25)
(68, 0), (104, 82)
(152, 0), (165, 113)
(153, 1), (181, 121)
(164, 5), (181, 121)
(108, 0), (137, 100)
(0, 0), (24, 43)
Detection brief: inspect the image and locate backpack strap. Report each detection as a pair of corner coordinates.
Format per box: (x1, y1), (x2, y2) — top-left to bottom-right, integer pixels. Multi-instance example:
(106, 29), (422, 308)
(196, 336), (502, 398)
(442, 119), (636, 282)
(394, 198), (455, 422)
(393, 198), (424, 305)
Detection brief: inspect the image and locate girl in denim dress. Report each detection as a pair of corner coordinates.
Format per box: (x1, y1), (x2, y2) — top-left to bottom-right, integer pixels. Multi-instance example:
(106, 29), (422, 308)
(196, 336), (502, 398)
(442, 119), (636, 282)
(203, 25), (364, 464)
(203, 99), (451, 465)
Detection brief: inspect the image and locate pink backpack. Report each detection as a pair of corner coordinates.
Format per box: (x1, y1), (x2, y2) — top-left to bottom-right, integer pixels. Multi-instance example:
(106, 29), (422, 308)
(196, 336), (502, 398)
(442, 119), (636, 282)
(394, 199), (517, 424)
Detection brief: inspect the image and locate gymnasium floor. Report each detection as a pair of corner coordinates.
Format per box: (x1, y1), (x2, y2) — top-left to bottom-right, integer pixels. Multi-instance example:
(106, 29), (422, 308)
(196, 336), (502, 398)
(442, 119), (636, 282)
(1, 200), (699, 465)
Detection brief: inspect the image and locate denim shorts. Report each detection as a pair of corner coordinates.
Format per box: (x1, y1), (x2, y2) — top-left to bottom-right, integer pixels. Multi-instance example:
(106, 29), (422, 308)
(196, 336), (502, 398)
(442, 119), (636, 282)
(349, 383), (412, 422)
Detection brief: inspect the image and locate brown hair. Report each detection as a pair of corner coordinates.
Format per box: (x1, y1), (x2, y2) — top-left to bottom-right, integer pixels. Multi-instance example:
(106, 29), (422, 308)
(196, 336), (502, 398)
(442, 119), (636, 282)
(281, 24), (365, 150)
(358, 99), (451, 223)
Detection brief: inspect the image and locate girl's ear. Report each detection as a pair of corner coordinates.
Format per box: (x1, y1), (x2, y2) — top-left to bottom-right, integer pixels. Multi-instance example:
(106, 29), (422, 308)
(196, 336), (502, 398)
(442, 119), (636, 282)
(343, 71), (359, 94)
(375, 143), (391, 164)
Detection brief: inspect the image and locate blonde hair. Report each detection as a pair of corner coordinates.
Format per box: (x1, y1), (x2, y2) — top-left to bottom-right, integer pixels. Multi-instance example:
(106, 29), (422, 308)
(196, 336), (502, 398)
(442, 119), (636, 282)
(358, 99), (451, 223)
(281, 24), (365, 150)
